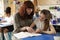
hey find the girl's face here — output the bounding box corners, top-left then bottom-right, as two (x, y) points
(5, 13), (10, 17)
(26, 8), (33, 15)
(39, 13), (46, 21)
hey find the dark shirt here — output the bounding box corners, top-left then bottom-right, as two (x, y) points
(14, 13), (33, 33)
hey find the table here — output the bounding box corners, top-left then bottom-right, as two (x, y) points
(53, 23), (60, 32)
(0, 22), (13, 40)
(53, 23), (60, 26)
(22, 34), (54, 40)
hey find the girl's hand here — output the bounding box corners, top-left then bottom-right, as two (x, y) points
(35, 29), (43, 33)
(26, 27), (35, 33)
(21, 27), (26, 31)
(21, 26), (29, 30)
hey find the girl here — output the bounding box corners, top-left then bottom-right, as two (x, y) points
(26, 9), (56, 34)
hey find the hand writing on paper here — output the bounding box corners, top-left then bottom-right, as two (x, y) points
(21, 26), (29, 30)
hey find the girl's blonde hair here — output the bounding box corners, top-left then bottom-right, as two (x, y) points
(41, 9), (52, 31)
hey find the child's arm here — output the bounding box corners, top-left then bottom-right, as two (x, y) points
(42, 25), (56, 34)
(30, 22), (42, 33)
(35, 29), (41, 33)
(23, 22), (36, 33)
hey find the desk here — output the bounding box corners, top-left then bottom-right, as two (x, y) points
(22, 34), (54, 40)
(53, 23), (60, 32)
(0, 22), (13, 40)
(53, 23), (60, 26)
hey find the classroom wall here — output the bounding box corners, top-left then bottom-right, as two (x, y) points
(38, 0), (60, 5)
(4, 0), (15, 15)
(1, 0), (60, 17)
(36, 0), (60, 18)
(0, 0), (4, 17)
(38, 5), (60, 18)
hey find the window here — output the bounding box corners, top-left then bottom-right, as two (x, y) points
(0, 0), (4, 17)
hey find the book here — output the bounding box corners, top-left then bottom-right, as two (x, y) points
(13, 32), (42, 39)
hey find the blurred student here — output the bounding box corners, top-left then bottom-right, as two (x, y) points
(26, 9), (56, 34)
(0, 7), (13, 40)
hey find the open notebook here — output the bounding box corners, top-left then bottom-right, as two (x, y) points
(14, 32), (42, 39)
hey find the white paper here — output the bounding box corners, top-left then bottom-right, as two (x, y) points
(14, 32), (41, 39)
(0, 22), (12, 27)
